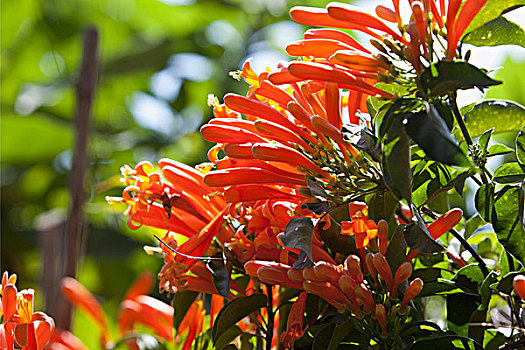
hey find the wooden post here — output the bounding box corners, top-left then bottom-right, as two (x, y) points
(55, 27), (99, 330)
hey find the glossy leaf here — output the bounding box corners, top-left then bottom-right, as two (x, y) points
(214, 326), (242, 350)
(493, 162), (525, 183)
(463, 16), (525, 48)
(367, 189), (398, 223)
(460, 100), (525, 140)
(478, 129), (494, 152)
(420, 61), (501, 97)
(386, 224), (408, 272)
(491, 185), (525, 265)
(517, 126), (525, 164)
(475, 184), (495, 222)
(468, 272), (498, 345)
(466, 0), (525, 33)
(212, 294), (268, 344)
(404, 105), (469, 167)
(487, 144), (514, 156)
(281, 217), (317, 268)
(172, 291), (199, 334)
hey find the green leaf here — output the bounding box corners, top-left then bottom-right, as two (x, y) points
(487, 144), (514, 156)
(381, 110), (412, 202)
(516, 126), (525, 164)
(214, 326), (242, 350)
(404, 105), (470, 167)
(478, 129), (494, 153)
(466, 0), (525, 33)
(475, 183), (495, 222)
(460, 100), (525, 140)
(207, 253), (230, 298)
(172, 291), (199, 334)
(465, 214), (486, 239)
(468, 272), (498, 345)
(212, 294), (268, 344)
(386, 224), (408, 273)
(491, 185), (525, 265)
(404, 211), (444, 254)
(493, 162), (525, 183)
(367, 189), (398, 223)
(463, 16), (525, 48)
(281, 218), (317, 268)
(420, 61), (501, 97)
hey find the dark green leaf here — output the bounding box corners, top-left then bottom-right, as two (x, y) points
(495, 271), (524, 294)
(378, 98), (418, 141)
(172, 291), (199, 334)
(419, 279), (459, 297)
(410, 334), (481, 350)
(453, 264), (485, 294)
(212, 294), (268, 344)
(404, 105), (469, 167)
(484, 330), (510, 350)
(367, 189), (398, 223)
(491, 185), (525, 265)
(281, 217), (317, 268)
(447, 293), (480, 325)
(207, 253), (230, 298)
(307, 179), (330, 199)
(463, 16), (525, 48)
(460, 100), (525, 140)
(478, 128), (494, 152)
(318, 216), (360, 257)
(454, 171), (470, 197)
(493, 162), (525, 183)
(215, 326), (242, 350)
(487, 144), (514, 156)
(326, 321), (357, 350)
(420, 61), (501, 97)
(475, 183), (495, 222)
(382, 118), (412, 202)
(468, 272), (498, 345)
(433, 100), (455, 131)
(312, 324), (336, 350)
(386, 224), (408, 274)
(404, 211), (443, 254)
(466, 0), (525, 33)
(516, 126), (525, 164)
(302, 202), (329, 215)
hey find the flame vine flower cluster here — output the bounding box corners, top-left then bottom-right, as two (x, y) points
(10, 0), (516, 349)
(103, 0), (525, 349)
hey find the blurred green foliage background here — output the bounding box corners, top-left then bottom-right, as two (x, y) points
(1, 0), (524, 347)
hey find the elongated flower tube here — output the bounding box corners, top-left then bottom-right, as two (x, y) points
(375, 304), (388, 337)
(400, 278), (424, 313)
(303, 281), (352, 311)
(280, 292), (308, 349)
(391, 262), (412, 298)
(373, 253), (394, 290)
(406, 208), (463, 261)
(61, 277), (112, 346)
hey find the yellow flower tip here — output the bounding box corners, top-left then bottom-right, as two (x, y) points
(207, 94), (220, 107)
(144, 245), (163, 255)
(120, 164), (136, 177)
(229, 70), (242, 81)
(195, 162), (215, 175)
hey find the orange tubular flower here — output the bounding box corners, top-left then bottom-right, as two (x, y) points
(447, 0), (489, 60)
(43, 329), (88, 350)
(341, 202), (379, 249)
(280, 292), (308, 349)
(513, 275), (525, 301)
(61, 278), (112, 346)
(406, 208), (463, 261)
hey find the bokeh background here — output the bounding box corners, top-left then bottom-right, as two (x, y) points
(1, 0), (524, 347)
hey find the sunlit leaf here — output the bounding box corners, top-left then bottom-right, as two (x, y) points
(475, 183), (495, 222)
(463, 16), (525, 48)
(460, 100), (525, 140)
(491, 185), (525, 265)
(466, 0), (525, 33)
(420, 61), (501, 97)
(493, 162), (525, 183)
(487, 144), (513, 156)
(516, 126), (525, 164)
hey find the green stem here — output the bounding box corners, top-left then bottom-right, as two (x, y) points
(265, 284), (274, 350)
(449, 92), (473, 146)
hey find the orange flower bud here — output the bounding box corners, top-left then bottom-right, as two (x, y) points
(304, 28), (371, 54)
(375, 304), (387, 337)
(203, 167), (306, 188)
(303, 281), (351, 312)
(391, 262), (412, 298)
(373, 253), (393, 289)
(375, 5), (396, 22)
(302, 267), (320, 282)
(400, 278), (423, 313)
(201, 124), (266, 144)
(344, 255), (363, 283)
(513, 275), (525, 300)
(287, 268), (305, 283)
(254, 119), (314, 152)
(313, 261), (342, 284)
(338, 275), (357, 301)
(286, 39), (356, 59)
(377, 220), (388, 256)
(366, 253), (378, 283)
(355, 283), (375, 313)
